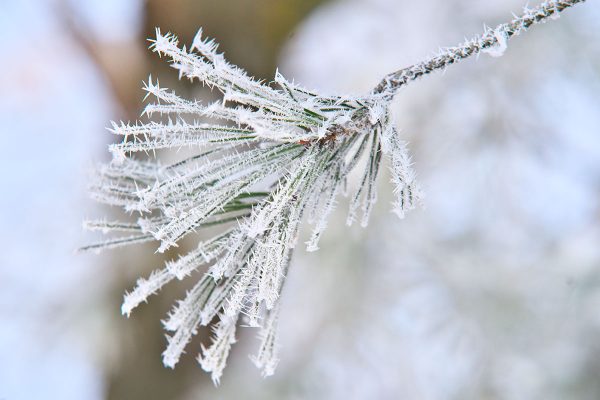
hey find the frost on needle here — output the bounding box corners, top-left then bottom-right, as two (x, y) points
(82, 28), (420, 383)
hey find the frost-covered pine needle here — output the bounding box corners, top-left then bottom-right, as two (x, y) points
(82, 0), (584, 384)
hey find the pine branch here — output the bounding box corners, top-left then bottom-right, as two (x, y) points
(82, 0), (586, 384)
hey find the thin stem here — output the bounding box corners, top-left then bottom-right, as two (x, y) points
(373, 0), (586, 97)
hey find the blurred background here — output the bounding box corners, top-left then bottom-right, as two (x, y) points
(1, 0), (600, 399)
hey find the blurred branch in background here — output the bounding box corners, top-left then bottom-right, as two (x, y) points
(57, 0), (146, 119)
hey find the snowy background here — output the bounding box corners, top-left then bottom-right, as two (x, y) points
(1, 0), (600, 399)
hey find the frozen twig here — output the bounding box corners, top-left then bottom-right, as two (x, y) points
(373, 0), (586, 97)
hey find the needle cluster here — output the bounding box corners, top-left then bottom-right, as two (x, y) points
(83, 28), (420, 383)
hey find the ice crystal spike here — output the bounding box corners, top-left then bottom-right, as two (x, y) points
(83, 0), (584, 384)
